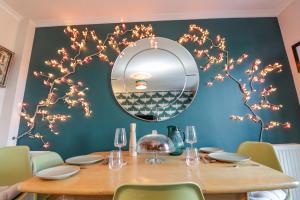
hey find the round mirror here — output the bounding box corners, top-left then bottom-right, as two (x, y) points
(111, 37), (199, 121)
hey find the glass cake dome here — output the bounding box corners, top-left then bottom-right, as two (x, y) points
(137, 130), (175, 164)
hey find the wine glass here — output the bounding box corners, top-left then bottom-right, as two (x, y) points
(114, 128), (127, 152)
(185, 126), (197, 148)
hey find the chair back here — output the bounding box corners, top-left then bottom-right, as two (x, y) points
(0, 146), (32, 186)
(113, 183), (205, 200)
(237, 141), (282, 172)
(30, 151), (64, 175)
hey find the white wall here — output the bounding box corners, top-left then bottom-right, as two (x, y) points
(0, 2), (20, 146)
(0, 2), (19, 120)
(278, 0), (300, 104)
(0, 1), (35, 146)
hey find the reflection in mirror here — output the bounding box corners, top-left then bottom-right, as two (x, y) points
(111, 37), (199, 121)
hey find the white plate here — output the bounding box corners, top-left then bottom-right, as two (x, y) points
(208, 152), (250, 163)
(36, 165), (80, 180)
(199, 147), (224, 154)
(66, 155), (103, 165)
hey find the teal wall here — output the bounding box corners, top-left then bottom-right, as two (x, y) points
(18, 18), (300, 159)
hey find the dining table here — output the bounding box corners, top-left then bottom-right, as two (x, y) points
(19, 151), (299, 200)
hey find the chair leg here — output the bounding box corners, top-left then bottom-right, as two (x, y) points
(14, 192), (37, 200)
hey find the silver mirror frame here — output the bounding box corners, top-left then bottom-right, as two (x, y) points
(111, 37), (199, 121)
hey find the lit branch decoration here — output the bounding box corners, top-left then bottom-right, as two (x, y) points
(15, 23), (154, 148)
(179, 24), (291, 142)
(16, 22), (290, 147)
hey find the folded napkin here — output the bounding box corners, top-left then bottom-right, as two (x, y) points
(249, 190), (287, 200)
(0, 184), (20, 200)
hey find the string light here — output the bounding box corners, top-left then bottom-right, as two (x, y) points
(179, 24), (291, 142)
(16, 22), (290, 146)
(16, 23), (154, 148)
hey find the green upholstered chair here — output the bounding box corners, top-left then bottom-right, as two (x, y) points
(0, 146), (33, 200)
(0, 146), (64, 200)
(29, 151), (64, 200)
(0, 146), (32, 186)
(30, 151), (64, 175)
(113, 183), (205, 200)
(237, 141), (282, 172)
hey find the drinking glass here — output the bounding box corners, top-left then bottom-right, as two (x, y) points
(185, 147), (200, 166)
(185, 126), (197, 148)
(109, 150), (123, 169)
(114, 128), (127, 151)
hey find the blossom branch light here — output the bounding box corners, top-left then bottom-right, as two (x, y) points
(16, 23), (154, 148)
(179, 24), (291, 142)
(17, 22), (290, 147)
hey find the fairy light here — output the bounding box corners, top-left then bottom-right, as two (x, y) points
(179, 24), (291, 142)
(16, 22), (289, 146)
(206, 81), (214, 87)
(214, 74), (225, 82)
(16, 23), (154, 148)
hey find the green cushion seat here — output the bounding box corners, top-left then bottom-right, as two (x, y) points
(113, 183), (205, 200)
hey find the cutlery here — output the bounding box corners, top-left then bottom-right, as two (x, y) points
(200, 155), (209, 164)
(78, 157), (109, 168)
(101, 157), (109, 165)
(230, 163), (260, 168)
(200, 155), (216, 163)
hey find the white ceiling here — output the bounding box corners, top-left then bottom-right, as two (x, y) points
(1, 0), (294, 27)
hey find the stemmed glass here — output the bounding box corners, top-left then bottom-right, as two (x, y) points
(114, 128), (127, 152)
(185, 126), (197, 148)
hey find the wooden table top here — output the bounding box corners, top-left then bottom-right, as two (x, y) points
(19, 152), (299, 196)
